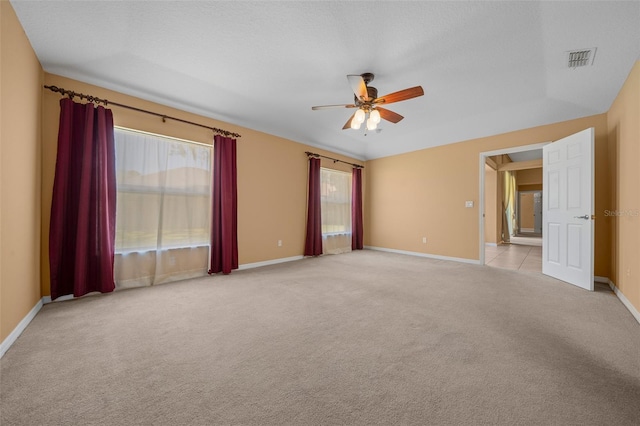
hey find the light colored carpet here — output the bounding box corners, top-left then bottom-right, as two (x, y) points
(2, 250), (639, 425)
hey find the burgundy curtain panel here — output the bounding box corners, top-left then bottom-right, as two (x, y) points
(304, 157), (323, 256)
(352, 167), (364, 250)
(209, 135), (238, 275)
(49, 98), (117, 300)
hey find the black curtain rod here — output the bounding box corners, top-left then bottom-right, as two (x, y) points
(44, 85), (241, 138)
(305, 151), (364, 169)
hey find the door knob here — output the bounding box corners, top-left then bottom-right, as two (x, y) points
(574, 215), (589, 220)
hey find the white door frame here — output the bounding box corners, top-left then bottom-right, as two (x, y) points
(478, 142), (549, 265)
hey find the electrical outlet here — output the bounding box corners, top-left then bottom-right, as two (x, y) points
(422, 237), (427, 244)
(277, 240), (282, 247)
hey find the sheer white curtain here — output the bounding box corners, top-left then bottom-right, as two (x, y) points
(502, 170), (517, 242)
(321, 168), (352, 254)
(113, 128), (212, 288)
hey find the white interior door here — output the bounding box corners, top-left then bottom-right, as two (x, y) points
(542, 128), (594, 291)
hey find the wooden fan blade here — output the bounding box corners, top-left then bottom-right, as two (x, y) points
(342, 112), (356, 130)
(347, 75), (368, 101)
(376, 107), (404, 123)
(312, 104), (357, 110)
(374, 86), (424, 105)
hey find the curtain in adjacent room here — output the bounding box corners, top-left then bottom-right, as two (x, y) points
(321, 168), (352, 255)
(502, 170), (517, 242)
(49, 98), (116, 300)
(304, 157), (323, 256)
(351, 167), (364, 250)
(209, 135), (238, 274)
(113, 128), (212, 288)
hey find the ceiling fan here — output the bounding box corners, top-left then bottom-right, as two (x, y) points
(311, 73), (424, 131)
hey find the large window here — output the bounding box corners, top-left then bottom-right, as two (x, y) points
(321, 168), (352, 253)
(113, 128), (212, 287)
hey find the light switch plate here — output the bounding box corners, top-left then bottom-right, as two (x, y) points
(465, 200), (474, 208)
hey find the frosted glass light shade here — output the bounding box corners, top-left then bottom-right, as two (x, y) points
(351, 120), (361, 130)
(370, 109), (381, 124)
(366, 118), (377, 130)
(354, 109), (366, 123)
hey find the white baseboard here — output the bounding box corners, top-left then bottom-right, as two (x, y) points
(365, 246), (481, 265)
(0, 298), (43, 358)
(485, 242), (498, 247)
(596, 276), (640, 324)
(238, 255), (304, 271)
(42, 294), (75, 304)
(520, 228), (534, 233)
(600, 278), (640, 325)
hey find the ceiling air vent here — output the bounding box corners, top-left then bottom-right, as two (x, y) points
(566, 48), (596, 68)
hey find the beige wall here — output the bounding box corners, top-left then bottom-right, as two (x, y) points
(0, 1), (43, 342)
(41, 74), (363, 297)
(519, 184), (542, 192)
(365, 114), (611, 276)
(607, 60), (640, 313)
(516, 168), (542, 186)
(519, 193), (535, 230)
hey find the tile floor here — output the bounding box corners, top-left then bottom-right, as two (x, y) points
(485, 243), (542, 272)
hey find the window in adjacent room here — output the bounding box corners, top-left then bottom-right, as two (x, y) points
(113, 127), (212, 287)
(320, 167), (352, 254)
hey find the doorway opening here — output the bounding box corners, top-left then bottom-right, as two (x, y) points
(517, 190), (542, 234)
(480, 129), (595, 290)
(479, 143), (548, 272)
(516, 190), (542, 240)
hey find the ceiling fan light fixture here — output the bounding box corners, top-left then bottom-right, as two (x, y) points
(311, 73), (423, 131)
(370, 109), (381, 124)
(366, 117), (377, 131)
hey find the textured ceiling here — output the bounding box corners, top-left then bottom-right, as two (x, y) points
(11, 1), (640, 160)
